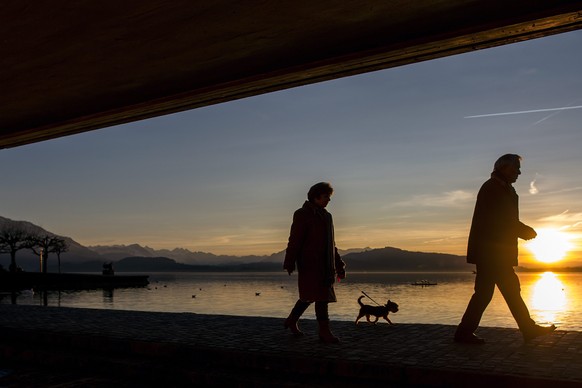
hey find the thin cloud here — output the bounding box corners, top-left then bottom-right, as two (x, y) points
(529, 212), (582, 245)
(544, 186), (582, 195)
(538, 211), (582, 231)
(533, 110), (563, 125)
(465, 105), (582, 119)
(392, 190), (474, 208)
(529, 174), (541, 195)
(533, 99), (582, 125)
(529, 180), (539, 195)
(422, 235), (465, 245)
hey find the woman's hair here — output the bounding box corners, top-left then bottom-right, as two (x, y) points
(494, 154), (521, 171)
(307, 182), (334, 202)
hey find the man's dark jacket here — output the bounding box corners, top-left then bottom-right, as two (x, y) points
(467, 172), (532, 267)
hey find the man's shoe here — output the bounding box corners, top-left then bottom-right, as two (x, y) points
(454, 333), (485, 344)
(523, 324), (556, 342)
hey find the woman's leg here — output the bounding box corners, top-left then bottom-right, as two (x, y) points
(285, 299), (311, 335)
(314, 301), (329, 321)
(315, 301), (339, 343)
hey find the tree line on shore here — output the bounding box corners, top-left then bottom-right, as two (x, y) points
(0, 220), (68, 273)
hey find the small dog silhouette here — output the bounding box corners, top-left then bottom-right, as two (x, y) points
(355, 295), (399, 325)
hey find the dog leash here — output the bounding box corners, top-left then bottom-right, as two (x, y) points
(360, 290), (381, 306)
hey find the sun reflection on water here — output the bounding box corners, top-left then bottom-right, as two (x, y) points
(530, 272), (567, 325)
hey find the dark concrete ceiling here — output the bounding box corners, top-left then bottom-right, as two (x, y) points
(2, 1), (582, 149)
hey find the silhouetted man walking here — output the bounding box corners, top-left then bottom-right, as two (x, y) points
(455, 154), (556, 344)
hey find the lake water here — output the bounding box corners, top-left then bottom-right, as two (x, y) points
(2, 271), (582, 331)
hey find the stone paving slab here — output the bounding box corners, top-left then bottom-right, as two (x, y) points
(0, 304), (580, 387)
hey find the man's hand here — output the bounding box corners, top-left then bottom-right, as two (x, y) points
(523, 226), (537, 240)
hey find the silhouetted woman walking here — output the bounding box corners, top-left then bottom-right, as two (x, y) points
(283, 182), (346, 343)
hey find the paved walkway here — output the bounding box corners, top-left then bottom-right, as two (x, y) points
(0, 304), (581, 387)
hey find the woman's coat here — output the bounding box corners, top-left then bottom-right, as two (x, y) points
(284, 201), (346, 302)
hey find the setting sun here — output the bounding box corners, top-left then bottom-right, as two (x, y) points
(526, 228), (573, 264)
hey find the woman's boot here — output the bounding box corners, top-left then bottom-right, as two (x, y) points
(284, 300), (310, 336)
(318, 319), (340, 343)
(284, 314), (303, 336)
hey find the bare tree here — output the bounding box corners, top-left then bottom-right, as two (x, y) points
(0, 221), (36, 272)
(52, 238), (69, 274)
(30, 235), (65, 273)
(0, 241), (7, 270)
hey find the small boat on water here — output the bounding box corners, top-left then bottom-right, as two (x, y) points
(0, 271), (149, 291)
(411, 280), (437, 286)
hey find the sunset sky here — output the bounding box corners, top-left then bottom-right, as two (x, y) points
(1, 30), (582, 266)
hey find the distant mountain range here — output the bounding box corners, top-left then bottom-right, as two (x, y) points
(0, 215), (469, 272)
(86, 244), (369, 266)
(88, 243), (286, 265)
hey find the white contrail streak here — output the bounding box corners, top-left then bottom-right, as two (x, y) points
(465, 105), (582, 119)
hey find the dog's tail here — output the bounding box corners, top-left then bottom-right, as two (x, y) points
(357, 295), (365, 306)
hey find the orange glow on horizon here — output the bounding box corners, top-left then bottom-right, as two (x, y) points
(525, 228), (574, 264)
